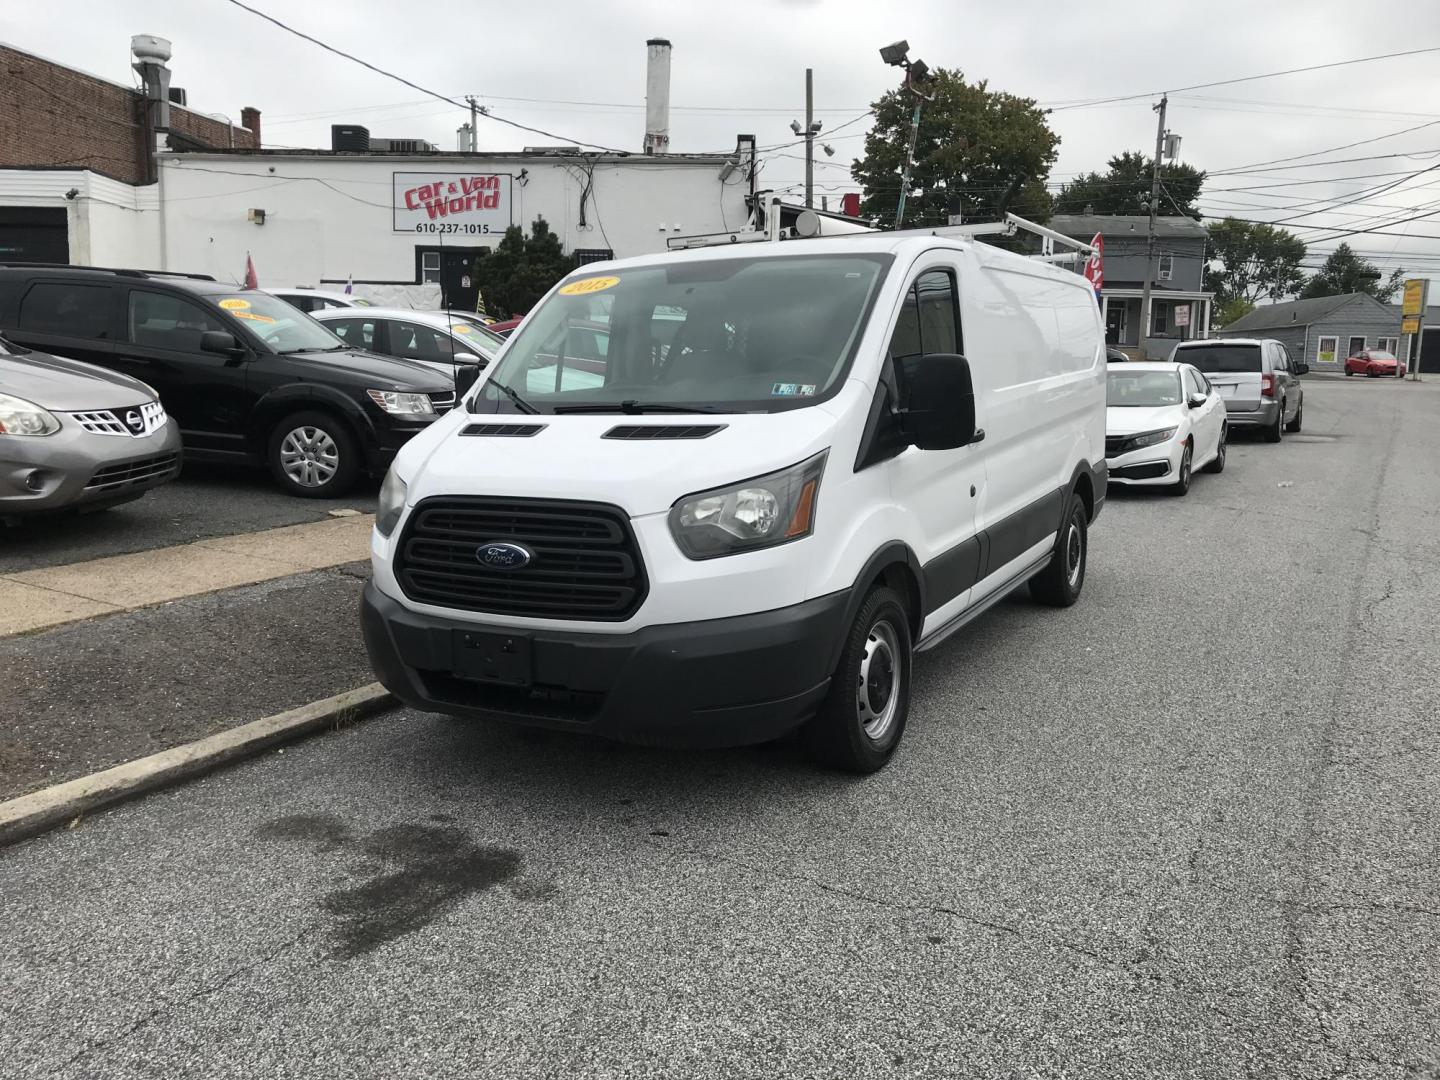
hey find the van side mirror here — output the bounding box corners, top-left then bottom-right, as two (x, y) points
(895, 352), (978, 451)
(1188, 393), (1207, 409)
(200, 330), (244, 358)
(1295, 362), (1309, 375)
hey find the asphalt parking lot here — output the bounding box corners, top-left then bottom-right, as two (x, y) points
(0, 463), (379, 574)
(2, 376), (1437, 1079)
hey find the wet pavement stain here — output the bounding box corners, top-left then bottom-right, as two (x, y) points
(254, 814), (523, 959)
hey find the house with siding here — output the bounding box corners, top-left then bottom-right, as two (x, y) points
(1048, 214), (1214, 359)
(1216, 293), (1401, 372)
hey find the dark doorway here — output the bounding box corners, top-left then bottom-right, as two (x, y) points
(1105, 300), (1127, 345)
(415, 245), (490, 314)
(0, 207), (69, 263)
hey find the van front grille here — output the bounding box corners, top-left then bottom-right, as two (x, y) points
(394, 497), (647, 621)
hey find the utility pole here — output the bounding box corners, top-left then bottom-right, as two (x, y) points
(895, 96), (923, 229)
(1139, 94), (1168, 359)
(805, 68), (814, 208)
(465, 95), (479, 151)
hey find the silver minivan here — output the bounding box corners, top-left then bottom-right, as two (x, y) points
(1169, 337), (1306, 443)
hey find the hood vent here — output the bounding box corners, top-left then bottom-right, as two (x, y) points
(602, 424), (727, 440)
(460, 423), (546, 437)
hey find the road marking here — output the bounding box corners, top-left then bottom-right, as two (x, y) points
(0, 515), (375, 638)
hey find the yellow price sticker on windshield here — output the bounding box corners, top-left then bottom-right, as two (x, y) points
(233, 311), (276, 324)
(455, 324), (474, 333)
(559, 275), (620, 296)
(219, 298), (251, 311)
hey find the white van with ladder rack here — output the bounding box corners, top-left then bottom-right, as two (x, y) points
(362, 213), (1107, 771)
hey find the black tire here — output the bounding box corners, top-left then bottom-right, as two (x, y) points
(1029, 494), (1088, 607)
(1264, 402), (1284, 443)
(803, 586), (912, 774)
(1344, 368), (1354, 377)
(267, 410), (360, 498)
(1168, 441), (1194, 496)
(1205, 426), (1227, 473)
(1366, 369), (1378, 378)
(1285, 402), (1303, 433)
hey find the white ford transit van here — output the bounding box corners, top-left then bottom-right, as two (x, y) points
(362, 233), (1106, 771)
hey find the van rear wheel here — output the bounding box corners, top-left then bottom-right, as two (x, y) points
(1029, 494), (1088, 607)
(803, 585), (911, 774)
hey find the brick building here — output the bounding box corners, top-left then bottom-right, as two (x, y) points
(0, 40), (258, 264)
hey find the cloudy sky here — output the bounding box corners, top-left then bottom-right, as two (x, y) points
(12, 0), (1440, 284)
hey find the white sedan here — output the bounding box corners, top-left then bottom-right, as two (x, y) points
(312, 308), (496, 392)
(1105, 361), (1227, 496)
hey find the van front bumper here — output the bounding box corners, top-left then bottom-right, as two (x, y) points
(361, 581), (847, 748)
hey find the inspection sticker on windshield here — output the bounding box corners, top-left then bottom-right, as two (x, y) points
(772, 383), (817, 397)
(218, 298), (251, 311)
(559, 275), (620, 296)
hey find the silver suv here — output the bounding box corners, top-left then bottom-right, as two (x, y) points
(1169, 338), (1306, 443)
(0, 336), (180, 523)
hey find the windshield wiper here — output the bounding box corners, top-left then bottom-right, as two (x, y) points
(479, 380), (538, 415)
(551, 400), (724, 415)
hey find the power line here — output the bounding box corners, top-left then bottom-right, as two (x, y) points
(1047, 46), (1440, 112)
(218, 0), (632, 154)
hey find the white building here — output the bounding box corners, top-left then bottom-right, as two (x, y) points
(155, 143), (755, 309)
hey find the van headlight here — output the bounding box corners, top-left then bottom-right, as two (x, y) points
(0, 393), (60, 436)
(669, 451), (826, 560)
(376, 469), (408, 537)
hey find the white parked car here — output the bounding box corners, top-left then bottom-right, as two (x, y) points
(265, 288), (374, 313)
(312, 308), (495, 392)
(360, 232), (1109, 772)
(1105, 361), (1226, 495)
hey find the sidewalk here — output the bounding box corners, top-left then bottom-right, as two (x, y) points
(0, 513), (375, 637)
(0, 517), (382, 800)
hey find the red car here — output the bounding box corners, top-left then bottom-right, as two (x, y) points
(487, 317), (523, 338)
(1345, 348), (1406, 377)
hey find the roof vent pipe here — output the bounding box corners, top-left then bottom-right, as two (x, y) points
(643, 38), (672, 155)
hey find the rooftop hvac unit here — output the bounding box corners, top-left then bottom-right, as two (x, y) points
(331, 124), (370, 152)
(167, 87), (188, 106)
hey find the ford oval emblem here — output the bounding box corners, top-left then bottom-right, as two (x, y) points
(477, 542), (532, 570)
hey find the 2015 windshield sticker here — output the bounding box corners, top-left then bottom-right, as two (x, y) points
(558, 275), (620, 296)
(231, 311), (276, 324)
(454, 324), (475, 333)
(772, 383), (817, 397)
(218, 298), (251, 311)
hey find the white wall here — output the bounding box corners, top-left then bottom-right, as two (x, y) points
(157, 152), (751, 291)
(0, 169), (158, 266)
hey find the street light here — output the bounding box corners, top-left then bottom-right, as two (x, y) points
(879, 40), (910, 67)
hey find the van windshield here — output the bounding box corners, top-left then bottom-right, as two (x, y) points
(475, 253), (892, 414)
(1177, 344), (1262, 373)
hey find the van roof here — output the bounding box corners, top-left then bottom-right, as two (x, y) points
(1175, 338), (1271, 348)
(585, 234), (1083, 281)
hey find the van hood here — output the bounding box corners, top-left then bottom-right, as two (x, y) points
(405, 406), (840, 518)
(1106, 404), (1184, 436)
(0, 349), (155, 410)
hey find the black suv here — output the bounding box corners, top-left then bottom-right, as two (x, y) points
(0, 265), (458, 497)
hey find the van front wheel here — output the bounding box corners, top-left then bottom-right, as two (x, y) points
(804, 586), (912, 774)
(1029, 494), (1088, 607)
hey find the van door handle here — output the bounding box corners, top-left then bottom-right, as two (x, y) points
(972, 428), (986, 443)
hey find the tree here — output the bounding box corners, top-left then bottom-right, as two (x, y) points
(1299, 242), (1405, 302)
(473, 217), (577, 317)
(851, 69), (1059, 228)
(1203, 217), (1307, 307)
(1214, 296), (1256, 329)
(1054, 151), (1206, 217)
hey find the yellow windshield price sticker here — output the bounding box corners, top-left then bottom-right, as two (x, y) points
(233, 311), (276, 324)
(455, 324), (474, 333)
(219, 298), (251, 311)
(559, 275), (620, 296)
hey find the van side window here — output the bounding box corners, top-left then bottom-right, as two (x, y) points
(128, 290), (226, 353)
(886, 269), (961, 363)
(18, 283), (112, 339)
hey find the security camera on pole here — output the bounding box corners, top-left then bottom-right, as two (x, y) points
(790, 71), (824, 209)
(880, 41), (936, 229)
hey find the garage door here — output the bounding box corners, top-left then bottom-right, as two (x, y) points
(0, 207), (69, 264)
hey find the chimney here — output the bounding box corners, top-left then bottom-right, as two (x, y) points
(643, 38), (672, 155)
(241, 106), (262, 148)
(131, 34), (173, 171)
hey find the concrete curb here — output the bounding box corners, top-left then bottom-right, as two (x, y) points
(0, 683), (394, 848)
